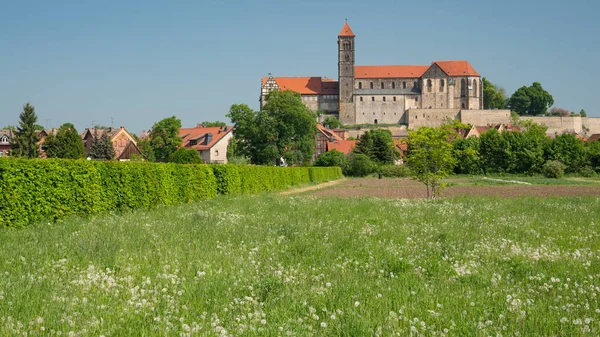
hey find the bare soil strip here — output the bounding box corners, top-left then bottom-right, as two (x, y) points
(280, 178), (346, 195)
(306, 178), (600, 199)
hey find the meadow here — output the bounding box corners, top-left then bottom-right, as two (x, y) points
(1, 185), (599, 336)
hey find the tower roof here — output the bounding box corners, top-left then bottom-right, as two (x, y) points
(338, 21), (355, 37)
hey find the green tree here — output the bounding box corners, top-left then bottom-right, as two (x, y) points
(314, 149), (348, 169)
(168, 147), (203, 164)
(322, 116), (342, 129)
(226, 91), (317, 165)
(507, 86), (531, 115)
(345, 153), (377, 177)
(544, 133), (587, 173)
(11, 103), (41, 158)
(482, 78), (507, 109)
(406, 126), (457, 199)
(354, 129), (399, 164)
(149, 116), (182, 162)
(479, 128), (510, 173)
(580, 109), (587, 117)
(43, 123), (86, 159)
(452, 136), (481, 174)
(89, 129), (116, 160)
(585, 140), (600, 172)
(201, 121), (227, 127)
(509, 82), (554, 115)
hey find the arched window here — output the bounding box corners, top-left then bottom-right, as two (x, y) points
(370, 82), (374, 89)
(371, 97), (375, 101)
(427, 79), (432, 93)
(393, 96), (396, 102)
(343, 41), (351, 50)
(383, 96), (386, 102)
(360, 97), (363, 102)
(392, 82), (395, 89)
(403, 82), (407, 89)
(473, 79), (478, 97)
(462, 103), (466, 109)
(358, 82), (362, 89)
(374, 119), (378, 125)
(440, 79), (445, 93)
(345, 55), (350, 61)
(461, 79), (467, 97)
(381, 82), (384, 89)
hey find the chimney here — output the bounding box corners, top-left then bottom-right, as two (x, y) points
(197, 123), (203, 128)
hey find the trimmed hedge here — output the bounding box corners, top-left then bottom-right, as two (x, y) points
(0, 159), (342, 228)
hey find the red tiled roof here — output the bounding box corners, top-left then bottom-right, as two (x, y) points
(338, 22), (355, 37)
(180, 125), (233, 151)
(433, 61), (480, 77)
(317, 124), (343, 141)
(328, 140), (357, 154)
(355, 65), (429, 79)
(261, 77), (339, 95)
(587, 134), (600, 142)
(475, 126), (490, 134)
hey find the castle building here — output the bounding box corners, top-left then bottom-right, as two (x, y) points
(260, 21), (484, 126)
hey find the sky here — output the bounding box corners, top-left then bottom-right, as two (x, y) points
(1, 0), (599, 134)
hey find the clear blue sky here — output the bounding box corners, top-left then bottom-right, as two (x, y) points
(1, 0), (599, 134)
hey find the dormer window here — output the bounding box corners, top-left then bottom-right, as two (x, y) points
(0, 135), (8, 143)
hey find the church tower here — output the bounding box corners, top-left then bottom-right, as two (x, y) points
(338, 21), (355, 104)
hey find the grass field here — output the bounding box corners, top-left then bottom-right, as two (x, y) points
(1, 184), (600, 336)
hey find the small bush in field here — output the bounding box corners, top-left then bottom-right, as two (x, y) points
(579, 165), (596, 177)
(345, 153), (377, 177)
(543, 160), (566, 178)
(380, 164), (410, 177)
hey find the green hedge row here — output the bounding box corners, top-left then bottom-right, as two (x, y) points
(0, 159), (342, 228)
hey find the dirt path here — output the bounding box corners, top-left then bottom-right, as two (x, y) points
(280, 178), (346, 195)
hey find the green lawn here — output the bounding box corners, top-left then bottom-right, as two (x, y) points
(1, 195), (599, 336)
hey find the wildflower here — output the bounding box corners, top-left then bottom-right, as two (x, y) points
(320, 322), (327, 328)
(260, 319), (266, 325)
(354, 301), (360, 307)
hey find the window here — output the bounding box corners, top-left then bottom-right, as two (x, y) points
(381, 82), (384, 89)
(462, 103), (466, 109)
(403, 81), (407, 89)
(0, 135), (7, 143)
(360, 97), (363, 102)
(392, 82), (395, 89)
(416, 97), (419, 102)
(371, 97), (375, 101)
(414, 81), (418, 88)
(370, 82), (374, 89)
(393, 96), (396, 102)
(215, 150), (219, 156)
(427, 79), (432, 93)
(345, 55), (350, 61)
(461, 79), (467, 97)
(358, 82), (362, 89)
(374, 119), (378, 125)
(473, 79), (478, 97)
(440, 79), (445, 92)
(383, 96), (386, 102)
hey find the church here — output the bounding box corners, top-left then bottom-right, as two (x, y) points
(260, 21), (486, 126)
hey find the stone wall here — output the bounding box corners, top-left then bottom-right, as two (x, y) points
(339, 102), (356, 125)
(461, 110), (511, 126)
(520, 116), (583, 134)
(582, 117), (600, 135)
(407, 109), (460, 129)
(354, 95), (408, 124)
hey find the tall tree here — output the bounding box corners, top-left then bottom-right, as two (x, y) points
(43, 123), (86, 159)
(200, 121), (227, 127)
(507, 86), (531, 115)
(354, 129), (399, 164)
(406, 126), (457, 199)
(11, 103), (41, 158)
(580, 109), (587, 117)
(508, 82), (554, 115)
(148, 116), (182, 162)
(482, 78), (507, 109)
(89, 129), (116, 160)
(227, 91), (317, 165)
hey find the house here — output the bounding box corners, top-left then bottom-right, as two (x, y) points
(80, 126), (143, 160)
(0, 129), (13, 158)
(180, 124), (234, 164)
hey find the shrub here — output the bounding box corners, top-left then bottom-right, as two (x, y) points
(345, 153), (377, 177)
(579, 166), (596, 177)
(168, 148), (203, 164)
(314, 150), (347, 169)
(543, 160), (566, 179)
(380, 165), (410, 177)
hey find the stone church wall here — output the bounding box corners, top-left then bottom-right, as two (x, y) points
(520, 116), (583, 134)
(407, 109), (460, 129)
(461, 110), (510, 126)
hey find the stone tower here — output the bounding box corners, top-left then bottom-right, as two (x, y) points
(338, 21), (356, 124)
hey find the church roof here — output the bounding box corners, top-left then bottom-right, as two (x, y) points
(261, 77), (339, 95)
(355, 65), (429, 79)
(338, 22), (355, 37)
(433, 61), (480, 77)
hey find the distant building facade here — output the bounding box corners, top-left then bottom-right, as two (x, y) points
(260, 21), (487, 127)
(180, 124), (233, 164)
